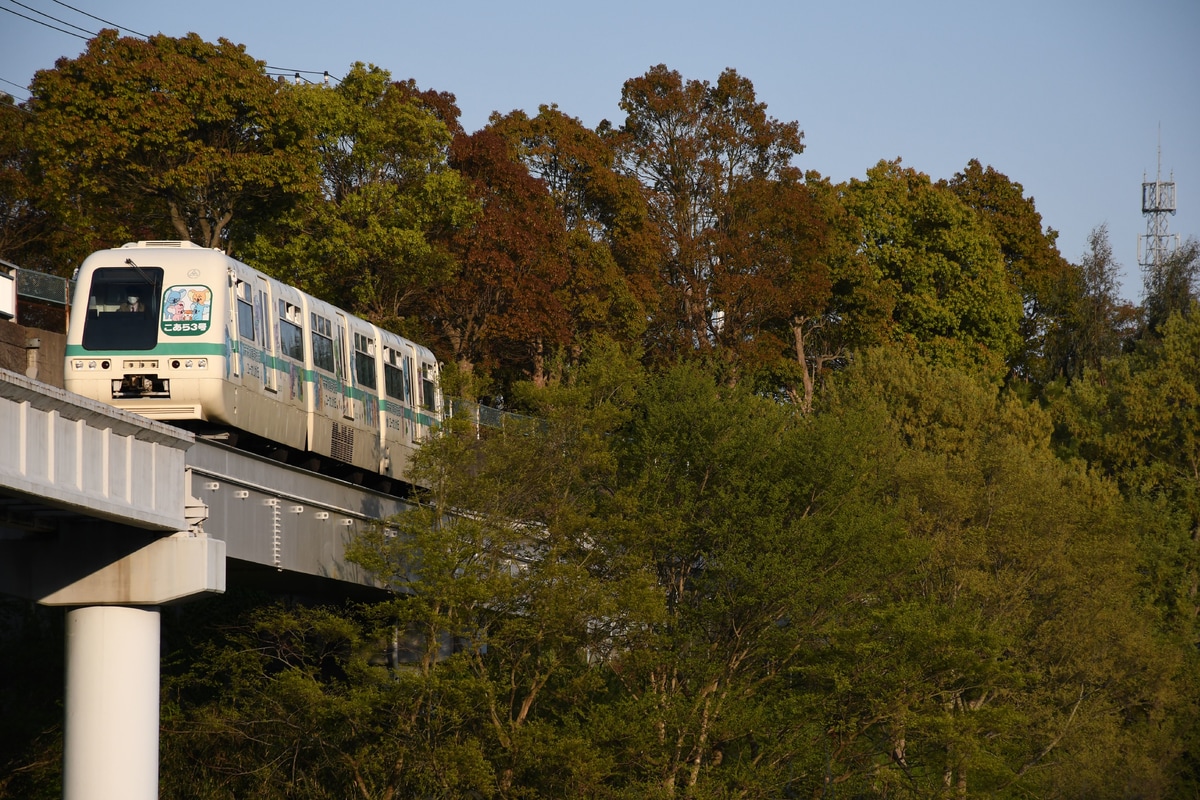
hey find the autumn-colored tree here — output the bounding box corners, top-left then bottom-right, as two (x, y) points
(0, 99), (59, 273)
(710, 171), (838, 405)
(425, 128), (571, 387)
(28, 30), (314, 253)
(613, 65), (807, 361)
(491, 106), (659, 355)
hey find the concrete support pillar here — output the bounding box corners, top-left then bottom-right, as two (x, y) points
(64, 606), (161, 800)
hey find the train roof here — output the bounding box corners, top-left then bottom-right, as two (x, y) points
(119, 240), (220, 250)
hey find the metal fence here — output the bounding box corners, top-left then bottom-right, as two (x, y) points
(0, 263), (73, 331)
(16, 267), (73, 307)
(450, 399), (547, 432)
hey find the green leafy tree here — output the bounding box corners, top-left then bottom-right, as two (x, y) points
(243, 64), (475, 334)
(1143, 237), (1200, 337)
(160, 599), (497, 800)
(841, 160), (1024, 371)
(1058, 224), (1137, 378)
(141, 345), (1196, 799)
(603, 363), (906, 797)
(29, 30), (314, 253)
(943, 160), (1080, 384)
(819, 348), (1189, 797)
(347, 343), (663, 797)
(1054, 308), (1200, 631)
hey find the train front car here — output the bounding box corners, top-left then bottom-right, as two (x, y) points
(66, 241), (235, 424)
(65, 240), (444, 491)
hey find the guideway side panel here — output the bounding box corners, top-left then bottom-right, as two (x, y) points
(0, 368), (191, 531)
(187, 439), (411, 586)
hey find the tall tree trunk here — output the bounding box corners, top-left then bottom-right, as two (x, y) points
(792, 318), (814, 414)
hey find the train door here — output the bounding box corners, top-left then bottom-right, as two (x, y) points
(405, 352), (417, 441)
(232, 276), (263, 388)
(230, 273), (250, 380)
(334, 313), (353, 420)
(255, 276), (277, 393)
(353, 329), (379, 433)
(381, 345), (404, 437)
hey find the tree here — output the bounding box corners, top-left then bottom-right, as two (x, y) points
(0, 99), (58, 273)
(424, 127), (572, 387)
(1143, 237), (1200, 337)
(818, 347), (1189, 797)
(242, 64), (475, 335)
(29, 30), (314, 252)
(841, 160), (1023, 370)
(122, 347), (1200, 799)
(602, 363), (906, 797)
(346, 344), (662, 797)
(943, 160), (1079, 384)
(491, 105), (659, 356)
(1057, 224), (1136, 378)
(1054, 308), (1200, 630)
(160, 599), (498, 800)
(711, 170), (838, 407)
(613, 65), (806, 361)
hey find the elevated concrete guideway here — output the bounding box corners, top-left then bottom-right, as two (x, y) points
(189, 439), (412, 589)
(0, 367), (414, 799)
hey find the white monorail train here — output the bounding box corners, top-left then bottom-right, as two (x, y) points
(65, 241), (442, 486)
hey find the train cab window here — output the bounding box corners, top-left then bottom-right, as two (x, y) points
(383, 347), (409, 402)
(235, 281), (255, 342)
(311, 313), (334, 372)
(354, 332), (377, 390)
(80, 266), (163, 351)
(420, 362), (437, 410)
(278, 300), (304, 360)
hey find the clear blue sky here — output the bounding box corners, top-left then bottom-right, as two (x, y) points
(1, 0), (1197, 301)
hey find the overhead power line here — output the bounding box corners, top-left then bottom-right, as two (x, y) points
(266, 67), (328, 76)
(266, 66), (340, 85)
(7, 0), (93, 35)
(0, 2), (90, 39)
(49, 0), (148, 37)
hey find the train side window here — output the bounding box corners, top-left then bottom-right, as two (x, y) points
(311, 313), (334, 372)
(279, 300), (304, 360)
(420, 362), (437, 410)
(383, 347), (405, 400)
(354, 332), (377, 389)
(236, 282), (255, 342)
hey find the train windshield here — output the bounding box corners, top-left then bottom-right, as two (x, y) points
(80, 266), (164, 351)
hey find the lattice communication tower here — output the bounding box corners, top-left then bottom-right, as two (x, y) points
(1138, 142), (1179, 284)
